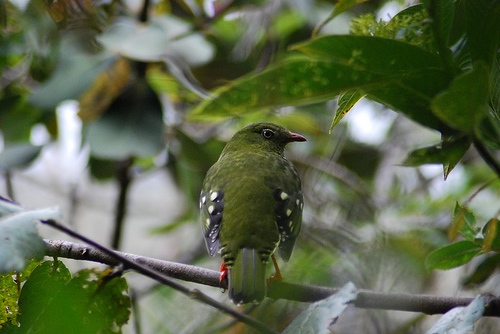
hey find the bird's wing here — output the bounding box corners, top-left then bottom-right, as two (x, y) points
(200, 189), (224, 256)
(273, 188), (303, 262)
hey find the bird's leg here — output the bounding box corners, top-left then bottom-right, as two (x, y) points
(219, 260), (228, 290)
(268, 254), (283, 284)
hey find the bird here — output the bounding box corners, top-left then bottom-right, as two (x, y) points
(200, 123), (306, 304)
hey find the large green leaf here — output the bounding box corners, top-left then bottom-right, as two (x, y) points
(425, 240), (482, 271)
(192, 36), (451, 133)
(12, 261), (131, 333)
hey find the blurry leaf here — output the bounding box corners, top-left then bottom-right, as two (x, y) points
(29, 36), (116, 110)
(482, 218), (500, 251)
(78, 57), (132, 121)
(97, 16), (214, 66)
(449, 202), (478, 242)
(422, 0), (454, 50)
(0, 205), (60, 273)
(424, 295), (484, 334)
(425, 240), (481, 271)
(475, 110), (500, 150)
(282, 282), (357, 334)
(0, 196), (23, 216)
(462, 253), (500, 286)
(15, 261), (131, 333)
(463, 0), (500, 67)
(0, 86), (42, 142)
(330, 89), (366, 132)
(431, 62), (490, 133)
(0, 143), (43, 170)
(402, 136), (471, 179)
(192, 36), (450, 133)
(85, 78), (164, 160)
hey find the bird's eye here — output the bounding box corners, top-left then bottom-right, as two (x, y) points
(262, 129), (274, 139)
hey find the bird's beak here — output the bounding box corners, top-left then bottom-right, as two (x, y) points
(288, 133), (307, 142)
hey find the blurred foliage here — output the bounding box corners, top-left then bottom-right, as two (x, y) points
(1, 0), (500, 332)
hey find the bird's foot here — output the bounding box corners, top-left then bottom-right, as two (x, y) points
(268, 254), (283, 284)
(219, 261), (228, 292)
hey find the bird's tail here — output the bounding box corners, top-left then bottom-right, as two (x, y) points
(228, 248), (266, 304)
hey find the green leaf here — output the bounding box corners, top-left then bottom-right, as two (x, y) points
(0, 205), (60, 273)
(15, 261), (131, 333)
(192, 36), (451, 133)
(0, 143), (43, 170)
(425, 240), (482, 271)
(431, 62), (490, 133)
(449, 202), (478, 242)
(330, 89), (366, 132)
(423, 0), (454, 48)
(402, 135), (471, 179)
(85, 78), (164, 160)
(463, 0), (500, 67)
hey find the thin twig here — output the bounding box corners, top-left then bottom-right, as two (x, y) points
(111, 158), (133, 250)
(42, 224), (277, 334)
(45, 239), (500, 317)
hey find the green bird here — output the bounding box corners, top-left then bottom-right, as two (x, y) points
(200, 123), (306, 304)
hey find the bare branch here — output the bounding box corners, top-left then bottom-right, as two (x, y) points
(45, 239), (500, 317)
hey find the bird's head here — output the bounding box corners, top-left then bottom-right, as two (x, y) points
(223, 123), (306, 156)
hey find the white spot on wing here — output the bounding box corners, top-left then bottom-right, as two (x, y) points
(208, 205), (215, 214)
(296, 199), (300, 205)
(286, 209), (292, 217)
(201, 196), (206, 204)
(280, 192), (289, 200)
(205, 218), (210, 226)
(210, 191), (218, 201)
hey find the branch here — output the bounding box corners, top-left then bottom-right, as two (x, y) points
(45, 239), (500, 317)
(42, 223), (277, 334)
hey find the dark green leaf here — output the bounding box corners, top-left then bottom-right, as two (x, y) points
(402, 136), (470, 179)
(193, 36), (451, 133)
(464, 0), (500, 67)
(16, 261), (131, 333)
(425, 240), (482, 271)
(0, 143), (43, 170)
(431, 62), (490, 133)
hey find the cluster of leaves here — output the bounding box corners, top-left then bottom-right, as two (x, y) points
(0, 260), (130, 333)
